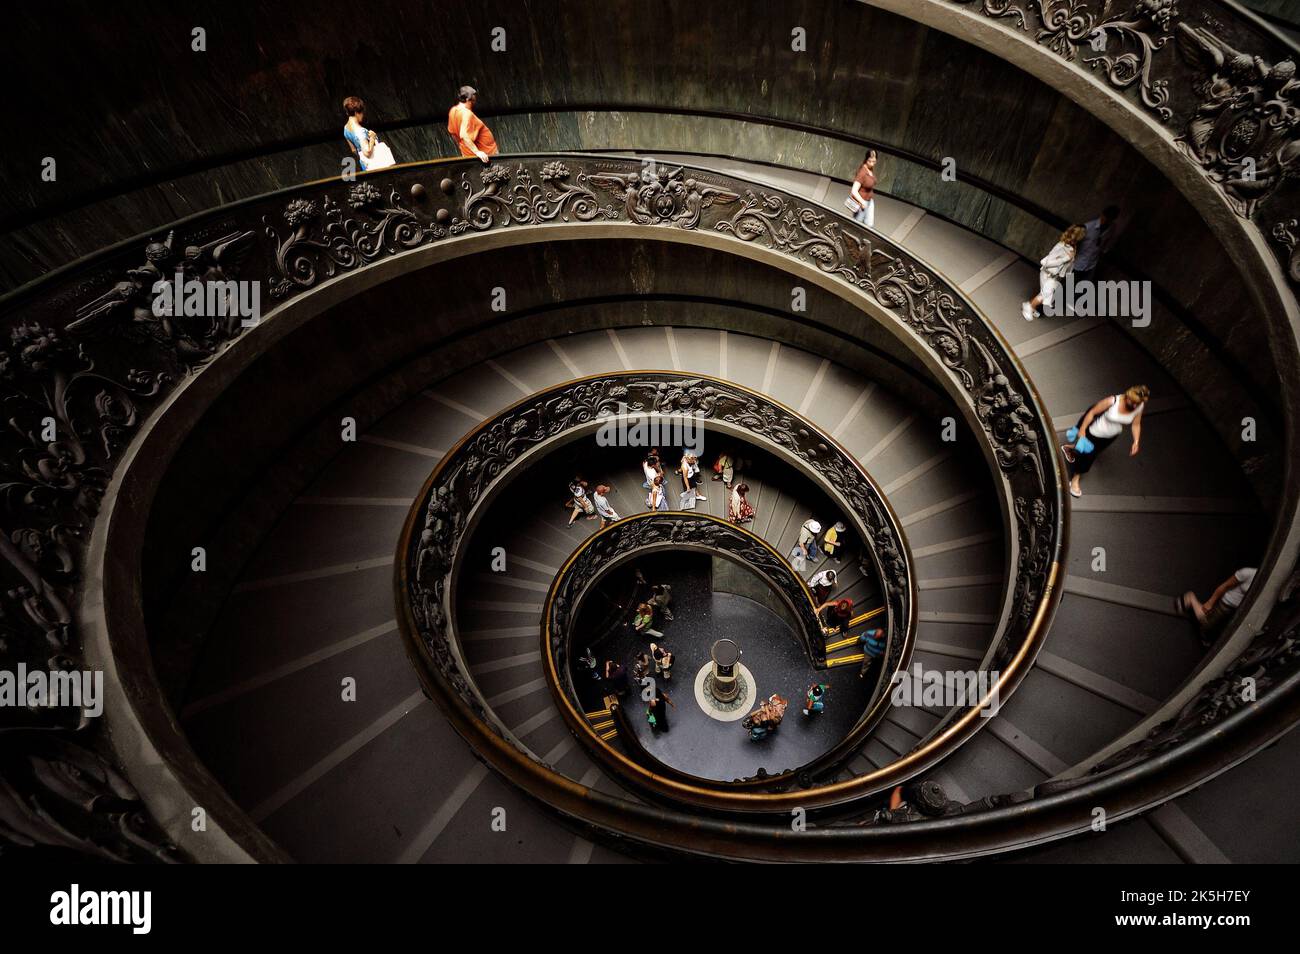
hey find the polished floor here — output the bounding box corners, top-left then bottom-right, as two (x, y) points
(573, 555), (874, 782)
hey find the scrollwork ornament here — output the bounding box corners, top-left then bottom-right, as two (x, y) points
(1272, 218), (1300, 283)
(452, 162), (620, 234)
(404, 373), (925, 760)
(265, 187), (442, 297)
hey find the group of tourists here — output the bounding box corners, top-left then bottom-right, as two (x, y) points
(585, 580), (679, 732)
(789, 519), (846, 570)
(342, 86), (498, 172)
(565, 476), (620, 527)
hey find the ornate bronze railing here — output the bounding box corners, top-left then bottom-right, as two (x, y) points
(937, 0), (1300, 291)
(0, 153), (1064, 855)
(0, 2), (1293, 860)
(546, 513), (827, 700)
(542, 511), (880, 794)
(397, 370), (922, 807)
(39, 150), (1300, 858)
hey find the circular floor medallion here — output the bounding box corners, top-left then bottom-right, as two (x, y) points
(693, 661), (756, 722)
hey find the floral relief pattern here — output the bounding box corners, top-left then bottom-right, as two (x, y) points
(949, 0), (1300, 285)
(404, 373), (929, 750)
(2, 155), (1065, 855)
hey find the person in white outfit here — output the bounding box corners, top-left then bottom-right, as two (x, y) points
(1060, 385), (1149, 497)
(592, 484), (619, 528)
(798, 519), (823, 560)
(641, 452), (661, 490)
(808, 568), (837, 603)
(647, 474), (669, 512)
(1022, 225), (1086, 321)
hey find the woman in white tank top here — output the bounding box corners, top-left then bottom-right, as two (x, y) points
(1061, 384), (1150, 497)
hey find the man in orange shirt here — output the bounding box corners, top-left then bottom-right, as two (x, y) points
(447, 86), (498, 163)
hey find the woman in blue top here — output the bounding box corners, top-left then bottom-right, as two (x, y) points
(342, 96), (395, 171)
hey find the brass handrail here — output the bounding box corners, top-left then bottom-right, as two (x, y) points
(0, 151), (1107, 857)
(396, 368), (921, 806)
(539, 510), (889, 796)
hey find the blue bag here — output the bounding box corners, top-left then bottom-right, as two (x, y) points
(1075, 435), (1095, 454)
(1065, 426), (1079, 443)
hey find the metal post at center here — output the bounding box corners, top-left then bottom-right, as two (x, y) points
(710, 638), (742, 703)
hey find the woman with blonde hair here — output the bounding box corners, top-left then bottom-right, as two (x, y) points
(678, 451), (706, 504)
(1023, 225), (1086, 321)
(1061, 385), (1150, 498)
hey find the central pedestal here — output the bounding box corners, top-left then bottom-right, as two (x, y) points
(693, 640), (755, 723)
(709, 638), (742, 702)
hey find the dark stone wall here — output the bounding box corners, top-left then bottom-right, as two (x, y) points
(712, 556), (802, 636)
(8, 0), (1280, 440)
(1238, 0), (1300, 30)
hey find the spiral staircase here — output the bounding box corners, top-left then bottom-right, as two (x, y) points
(3, 0), (1299, 865)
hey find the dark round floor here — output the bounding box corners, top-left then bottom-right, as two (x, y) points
(574, 554), (873, 782)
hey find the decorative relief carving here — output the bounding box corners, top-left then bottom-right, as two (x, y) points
(452, 161), (620, 233)
(589, 164), (740, 228)
(1272, 218), (1300, 283)
(716, 192), (1048, 492)
(1044, 0), (1176, 119)
(68, 229), (258, 364)
(546, 513), (825, 685)
(404, 373), (921, 733)
(950, 0), (1300, 283)
(952, 1), (1178, 118)
(545, 513), (846, 787)
(1009, 496), (1054, 663)
(0, 735), (179, 863)
(0, 155), (1062, 854)
(265, 186), (442, 298)
(1175, 24), (1300, 217)
(0, 322), (168, 694)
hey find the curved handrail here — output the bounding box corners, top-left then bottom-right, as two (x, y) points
(542, 511), (872, 794)
(0, 7), (1292, 864)
(397, 369), (922, 810)
(932, 0), (1300, 285)
(21, 149), (1258, 856)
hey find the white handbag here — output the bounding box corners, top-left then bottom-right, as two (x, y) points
(366, 141), (397, 171)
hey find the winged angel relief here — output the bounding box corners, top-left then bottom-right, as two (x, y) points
(588, 164), (741, 228)
(1175, 23), (1300, 217)
(67, 228), (257, 365)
